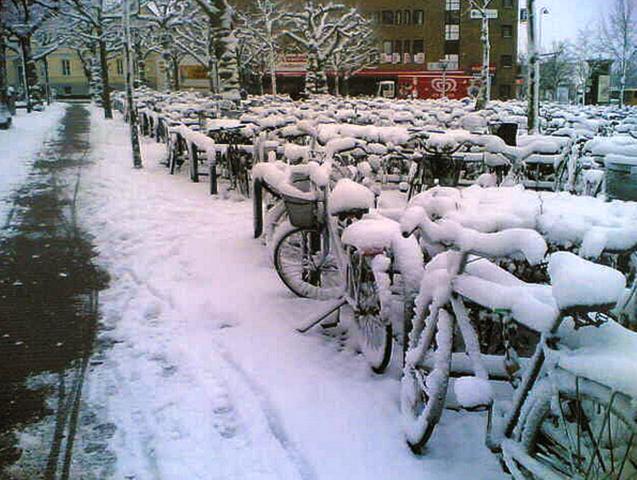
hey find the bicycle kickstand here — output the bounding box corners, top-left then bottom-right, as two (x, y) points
(296, 298), (347, 333)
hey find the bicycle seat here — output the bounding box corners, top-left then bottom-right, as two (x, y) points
(548, 252), (626, 312)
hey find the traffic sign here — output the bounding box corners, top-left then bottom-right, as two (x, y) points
(470, 9), (498, 19)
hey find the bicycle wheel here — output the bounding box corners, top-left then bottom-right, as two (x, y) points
(401, 307), (454, 454)
(503, 369), (637, 479)
(273, 223), (343, 300)
(350, 252), (393, 374)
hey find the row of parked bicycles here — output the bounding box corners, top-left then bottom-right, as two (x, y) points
(114, 88), (637, 479)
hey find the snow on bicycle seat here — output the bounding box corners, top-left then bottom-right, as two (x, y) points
(548, 252), (626, 312)
(329, 179), (375, 216)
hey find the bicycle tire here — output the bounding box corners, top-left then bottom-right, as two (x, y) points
(273, 223), (343, 300)
(401, 307), (454, 454)
(503, 369), (637, 479)
(350, 253), (393, 374)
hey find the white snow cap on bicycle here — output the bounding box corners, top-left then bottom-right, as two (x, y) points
(548, 252), (626, 311)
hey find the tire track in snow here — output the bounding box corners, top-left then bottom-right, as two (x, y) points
(213, 344), (318, 480)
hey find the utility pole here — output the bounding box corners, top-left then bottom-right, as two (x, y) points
(123, 0), (142, 168)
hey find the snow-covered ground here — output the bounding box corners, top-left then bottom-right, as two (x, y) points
(0, 104), (67, 226)
(78, 108), (506, 479)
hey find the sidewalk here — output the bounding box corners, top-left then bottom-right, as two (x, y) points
(0, 104), (110, 478)
(76, 108), (505, 480)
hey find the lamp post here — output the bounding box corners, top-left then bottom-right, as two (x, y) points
(534, 7), (549, 123)
(440, 58), (450, 99)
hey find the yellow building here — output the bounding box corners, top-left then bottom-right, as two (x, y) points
(5, 44), (165, 98)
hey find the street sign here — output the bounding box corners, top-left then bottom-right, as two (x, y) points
(470, 9), (498, 19)
(428, 61), (458, 71)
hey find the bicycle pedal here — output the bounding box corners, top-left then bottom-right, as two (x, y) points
(319, 319), (339, 329)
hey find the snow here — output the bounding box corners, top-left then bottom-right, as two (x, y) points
(79, 107), (504, 480)
(453, 377), (494, 409)
(548, 252), (626, 310)
(328, 179), (374, 215)
(558, 320), (637, 399)
(605, 153), (637, 166)
(0, 104), (67, 226)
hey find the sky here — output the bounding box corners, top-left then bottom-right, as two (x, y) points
(518, 0), (604, 52)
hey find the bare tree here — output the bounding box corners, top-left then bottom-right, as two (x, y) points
(1, 0), (58, 111)
(173, 5), (219, 92)
(236, 0), (287, 95)
(137, 0), (187, 92)
(59, 0), (122, 118)
(468, 0), (493, 110)
(1, 1), (12, 113)
(285, 1), (358, 95)
(235, 25), (268, 93)
(328, 12), (377, 96)
(539, 41), (575, 100)
(599, 0), (637, 106)
(194, 0), (240, 98)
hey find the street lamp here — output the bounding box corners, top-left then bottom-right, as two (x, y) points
(535, 7), (549, 111)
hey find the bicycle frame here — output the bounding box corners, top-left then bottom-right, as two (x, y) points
(417, 248), (629, 453)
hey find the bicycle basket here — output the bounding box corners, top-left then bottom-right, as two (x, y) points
(423, 154), (463, 187)
(283, 195), (321, 229)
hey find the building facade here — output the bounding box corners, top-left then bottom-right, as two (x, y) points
(6, 0), (519, 100)
(339, 0), (519, 99)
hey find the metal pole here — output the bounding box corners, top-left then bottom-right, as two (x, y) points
(124, 0), (142, 168)
(442, 62), (447, 99)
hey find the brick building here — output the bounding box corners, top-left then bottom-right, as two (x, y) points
(268, 0), (519, 100)
(346, 0), (519, 99)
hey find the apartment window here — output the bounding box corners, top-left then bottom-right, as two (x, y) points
(394, 40), (403, 55)
(499, 84), (512, 98)
(501, 25), (513, 39)
(445, 24), (460, 40)
(382, 40), (392, 63)
(381, 10), (394, 25)
(413, 10), (424, 25)
(371, 11), (381, 24)
(502, 0), (514, 7)
(445, 40), (460, 54)
(395, 10), (402, 25)
(445, 10), (460, 24)
(403, 10), (411, 25)
(446, 0), (460, 10)
(61, 59), (71, 76)
(413, 40), (424, 54)
(501, 54), (513, 68)
(116, 59), (124, 75)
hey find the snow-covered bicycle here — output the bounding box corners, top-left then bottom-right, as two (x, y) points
(399, 203), (637, 479)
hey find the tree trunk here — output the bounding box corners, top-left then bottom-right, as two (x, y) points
(98, 33), (113, 119)
(172, 57), (180, 90)
(269, 51), (277, 95)
(207, 19), (218, 93)
(162, 48), (173, 91)
(526, 0), (539, 133)
(475, 12), (491, 110)
(334, 73), (340, 96)
(43, 57), (51, 105)
(0, 26), (8, 110)
(620, 59), (627, 107)
(19, 36), (34, 113)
